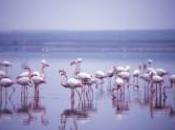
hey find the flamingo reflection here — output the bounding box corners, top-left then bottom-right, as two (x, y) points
(111, 85), (129, 119)
(149, 84), (169, 118)
(0, 88), (15, 121)
(16, 88), (33, 125)
(58, 87), (96, 130)
(29, 92), (48, 126)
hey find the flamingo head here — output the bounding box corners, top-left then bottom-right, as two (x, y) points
(76, 58), (83, 63)
(41, 59), (49, 68)
(148, 59), (153, 65)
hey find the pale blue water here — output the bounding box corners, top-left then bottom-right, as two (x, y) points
(0, 48), (175, 130)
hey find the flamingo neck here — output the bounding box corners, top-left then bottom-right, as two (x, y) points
(73, 63), (80, 75)
(28, 68), (32, 79)
(40, 65), (47, 80)
(60, 74), (68, 86)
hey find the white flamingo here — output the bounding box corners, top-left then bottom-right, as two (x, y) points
(76, 72), (97, 100)
(30, 59), (49, 97)
(150, 72), (164, 96)
(106, 66), (116, 90)
(16, 76), (32, 98)
(0, 77), (14, 99)
(58, 69), (82, 98)
(112, 77), (125, 99)
(31, 60), (49, 98)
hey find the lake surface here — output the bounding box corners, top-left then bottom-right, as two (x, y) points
(0, 49), (175, 130)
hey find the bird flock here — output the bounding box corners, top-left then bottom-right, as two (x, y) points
(58, 58), (175, 100)
(0, 59), (49, 100)
(0, 57), (175, 127)
(0, 58), (175, 100)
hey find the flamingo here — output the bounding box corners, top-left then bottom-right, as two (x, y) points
(76, 72), (97, 100)
(16, 64), (33, 101)
(30, 59), (49, 97)
(31, 75), (46, 98)
(106, 66), (116, 90)
(58, 69), (82, 99)
(150, 72), (164, 97)
(112, 77), (125, 100)
(16, 76), (32, 99)
(0, 77), (15, 99)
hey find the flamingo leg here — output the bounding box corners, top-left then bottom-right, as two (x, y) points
(9, 86), (16, 99)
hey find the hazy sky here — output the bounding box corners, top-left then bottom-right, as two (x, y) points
(0, 0), (175, 31)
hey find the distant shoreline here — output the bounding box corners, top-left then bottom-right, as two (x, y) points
(0, 30), (175, 53)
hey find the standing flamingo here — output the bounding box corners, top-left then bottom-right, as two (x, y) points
(112, 77), (124, 98)
(30, 59), (49, 97)
(76, 72), (97, 100)
(150, 72), (165, 99)
(58, 69), (82, 99)
(0, 77), (15, 99)
(106, 66), (116, 90)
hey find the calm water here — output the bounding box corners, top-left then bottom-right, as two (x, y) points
(0, 50), (175, 130)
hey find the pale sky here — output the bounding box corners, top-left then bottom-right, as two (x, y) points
(0, 0), (175, 31)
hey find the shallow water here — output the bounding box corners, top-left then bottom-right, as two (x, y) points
(0, 51), (175, 130)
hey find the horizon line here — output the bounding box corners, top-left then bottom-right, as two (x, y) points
(1, 29), (175, 33)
